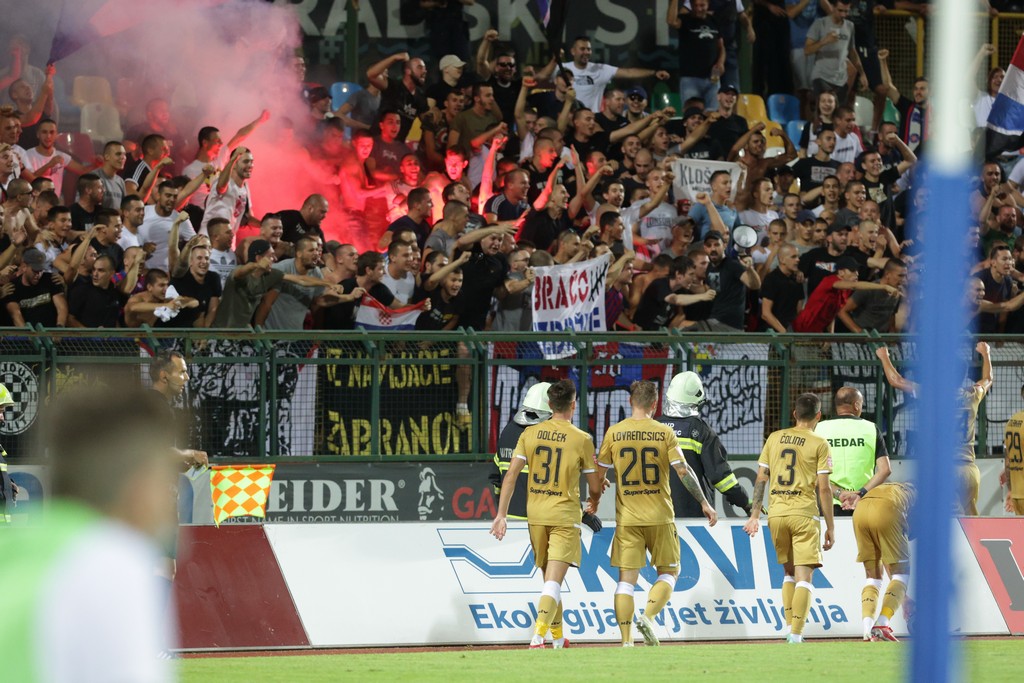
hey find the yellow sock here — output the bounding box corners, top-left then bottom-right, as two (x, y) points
(862, 583), (880, 620)
(782, 578), (796, 626)
(643, 577), (675, 618)
(535, 594), (557, 636)
(790, 582), (813, 636)
(550, 601), (563, 639)
(614, 584), (635, 644)
(880, 578), (908, 621)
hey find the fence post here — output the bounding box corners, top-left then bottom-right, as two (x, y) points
(466, 330), (482, 455)
(371, 337), (382, 458)
(578, 335), (590, 433)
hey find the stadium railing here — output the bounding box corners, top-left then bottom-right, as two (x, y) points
(1, 326), (1018, 463)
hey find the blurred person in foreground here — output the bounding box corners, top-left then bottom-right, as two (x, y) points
(0, 384), (180, 682)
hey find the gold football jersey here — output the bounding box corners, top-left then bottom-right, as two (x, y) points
(598, 417), (682, 526)
(759, 427), (832, 518)
(513, 418), (595, 526)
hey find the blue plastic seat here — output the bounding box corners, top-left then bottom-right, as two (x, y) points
(330, 81), (362, 110)
(786, 119), (807, 144)
(767, 93), (801, 126)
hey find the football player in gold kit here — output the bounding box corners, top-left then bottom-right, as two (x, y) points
(852, 481), (916, 642)
(1002, 384), (1024, 515)
(596, 380), (717, 647)
(744, 393), (835, 644)
(491, 380), (603, 649)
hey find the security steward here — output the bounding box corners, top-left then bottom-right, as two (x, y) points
(659, 371), (754, 517)
(491, 381), (602, 531)
(815, 386), (892, 515)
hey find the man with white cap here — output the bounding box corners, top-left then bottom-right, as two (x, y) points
(426, 54), (466, 110)
(658, 370), (754, 517)
(490, 381), (602, 531)
(0, 383), (20, 523)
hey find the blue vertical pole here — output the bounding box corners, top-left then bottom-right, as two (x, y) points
(910, 3), (976, 680)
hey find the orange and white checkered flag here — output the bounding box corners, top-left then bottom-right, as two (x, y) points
(210, 465), (276, 527)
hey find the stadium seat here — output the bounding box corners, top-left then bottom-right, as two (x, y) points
(767, 93), (800, 125)
(786, 119), (807, 143)
(854, 96), (874, 129)
(71, 75), (114, 107)
(330, 81), (362, 110)
(51, 74), (81, 124)
(54, 132), (95, 203)
(762, 119), (785, 148)
(80, 102), (124, 146)
(737, 93), (767, 123)
(882, 98), (900, 126)
(406, 115), (422, 143)
(651, 86), (681, 113)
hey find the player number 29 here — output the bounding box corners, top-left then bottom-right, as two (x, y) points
(1006, 432), (1023, 464)
(532, 446), (564, 485)
(620, 447), (661, 486)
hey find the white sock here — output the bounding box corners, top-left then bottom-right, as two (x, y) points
(863, 617), (875, 636)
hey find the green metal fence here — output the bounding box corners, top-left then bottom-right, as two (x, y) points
(1, 327), (1020, 463)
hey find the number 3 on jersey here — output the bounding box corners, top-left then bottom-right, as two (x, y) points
(777, 448), (796, 486)
(532, 446), (563, 485)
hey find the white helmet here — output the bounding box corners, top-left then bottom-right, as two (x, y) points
(667, 371), (705, 406)
(521, 382), (552, 413)
(514, 381), (553, 425)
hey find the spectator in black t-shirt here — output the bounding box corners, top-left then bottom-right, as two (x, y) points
(321, 252), (385, 330)
(91, 208), (126, 273)
(519, 184), (574, 253)
(366, 52), (428, 142)
(760, 244), (805, 332)
(278, 194), (329, 244)
(675, 107), (725, 160)
(668, 0), (726, 111)
(702, 230), (760, 330)
(3, 247), (66, 327)
(70, 174), (104, 233)
(378, 187), (433, 251)
(799, 222), (850, 296)
(633, 258), (715, 331)
(68, 254), (122, 327)
(165, 245), (221, 328)
(417, 268), (463, 331)
(595, 88), (629, 134)
(458, 232), (532, 331)
(707, 85), (748, 152)
(792, 128), (839, 202)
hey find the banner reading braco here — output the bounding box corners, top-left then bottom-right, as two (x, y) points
(530, 256), (609, 359)
(318, 343), (470, 456)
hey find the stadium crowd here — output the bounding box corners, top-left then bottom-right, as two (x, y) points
(0, 0), (1021, 339)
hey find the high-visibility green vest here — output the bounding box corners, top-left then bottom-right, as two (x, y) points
(0, 501), (100, 683)
(815, 417), (878, 505)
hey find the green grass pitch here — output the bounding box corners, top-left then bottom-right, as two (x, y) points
(180, 639), (1017, 682)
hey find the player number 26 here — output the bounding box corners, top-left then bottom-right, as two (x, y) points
(620, 447), (661, 486)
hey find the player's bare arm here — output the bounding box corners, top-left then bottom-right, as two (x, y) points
(585, 470), (604, 515)
(744, 467), (769, 537)
(673, 456), (717, 526)
(817, 472), (835, 551)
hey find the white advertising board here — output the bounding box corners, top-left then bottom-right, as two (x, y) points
(264, 519), (1009, 647)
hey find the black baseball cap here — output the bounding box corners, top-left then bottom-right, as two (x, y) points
(826, 223), (852, 235)
(248, 239), (273, 261)
(836, 255), (859, 271)
(704, 230), (725, 243)
(719, 84), (739, 94)
(21, 247), (46, 272)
